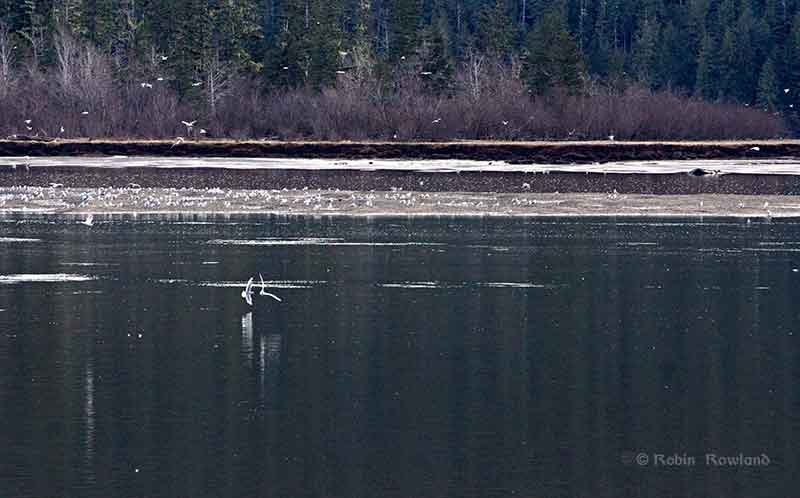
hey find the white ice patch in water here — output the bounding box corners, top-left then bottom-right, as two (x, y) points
(148, 279), (321, 288)
(0, 274), (95, 284)
(208, 238), (444, 247)
(199, 280), (322, 289)
(0, 237), (42, 243)
(60, 262), (118, 267)
(743, 247), (800, 252)
(208, 237), (343, 246)
(380, 281), (552, 289)
(475, 282), (550, 288)
(530, 199), (566, 205)
(380, 281), (444, 289)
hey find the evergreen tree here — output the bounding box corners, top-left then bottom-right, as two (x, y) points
(52, 0), (85, 36)
(694, 32), (717, 99)
(418, 13), (454, 94)
(267, 0), (340, 88)
(757, 58), (779, 111)
(1, 0), (799, 123)
(785, 13), (800, 94)
(476, 0), (515, 56)
(632, 16), (659, 85)
(523, 8), (585, 94)
(588, 0), (620, 77)
(731, 5), (759, 103)
(717, 28), (736, 97)
(390, 0), (421, 60)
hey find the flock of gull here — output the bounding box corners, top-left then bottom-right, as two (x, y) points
(0, 183), (789, 218)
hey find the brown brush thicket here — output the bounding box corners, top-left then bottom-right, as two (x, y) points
(0, 31), (787, 142)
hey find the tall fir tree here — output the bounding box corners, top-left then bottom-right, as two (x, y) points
(757, 58), (779, 111)
(694, 31), (718, 100)
(390, 0), (421, 60)
(418, 12), (454, 94)
(523, 8), (585, 94)
(476, 0), (516, 57)
(632, 16), (659, 85)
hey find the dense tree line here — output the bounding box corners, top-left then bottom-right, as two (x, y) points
(0, 0), (791, 139)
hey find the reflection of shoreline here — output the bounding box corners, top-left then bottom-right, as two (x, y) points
(260, 334), (282, 407)
(242, 312), (283, 405)
(84, 361), (95, 465)
(241, 312), (253, 362)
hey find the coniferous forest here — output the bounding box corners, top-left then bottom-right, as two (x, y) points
(0, 0), (795, 140)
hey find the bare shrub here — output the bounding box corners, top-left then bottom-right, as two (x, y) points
(0, 22), (15, 100)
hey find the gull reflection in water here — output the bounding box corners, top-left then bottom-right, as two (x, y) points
(241, 312), (254, 362)
(259, 333), (282, 405)
(84, 361), (96, 467)
(241, 311), (282, 405)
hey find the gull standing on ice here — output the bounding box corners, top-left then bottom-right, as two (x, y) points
(241, 277), (254, 306)
(259, 273), (283, 302)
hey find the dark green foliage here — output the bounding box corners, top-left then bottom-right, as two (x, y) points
(390, 0), (421, 60)
(418, 15), (454, 94)
(523, 9), (585, 94)
(694, 32), (717, 100)
(477, 0), (515, 56)
(1, 0), (800, 128)
(757, 58), (779, 111)
(632, 16), (659, 84)
(263, 0), (340, 88)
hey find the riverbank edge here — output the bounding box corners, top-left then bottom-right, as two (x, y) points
(2, 139), (800, 164)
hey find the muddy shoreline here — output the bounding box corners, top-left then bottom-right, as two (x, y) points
(2, 139), (800, 164)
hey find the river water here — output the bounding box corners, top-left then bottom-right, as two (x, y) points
(0, 214), (797, 497)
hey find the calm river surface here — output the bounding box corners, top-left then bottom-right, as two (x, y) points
(1, 214), (798, 498)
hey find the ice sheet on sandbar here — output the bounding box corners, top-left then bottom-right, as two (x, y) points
(151, 278), (324, 289)
(379, 281), (555, 289)
(0, 237), (42, 243)
(207, 238), (445, 247)
(0, 273), (96, 284)
(6, 156), (800, 175)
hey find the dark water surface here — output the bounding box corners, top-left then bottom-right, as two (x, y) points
(1, 214), (798, 498)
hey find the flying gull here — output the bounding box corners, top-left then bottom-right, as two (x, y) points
(241, 277), (254, 306)
(259, 273), (283, 302)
